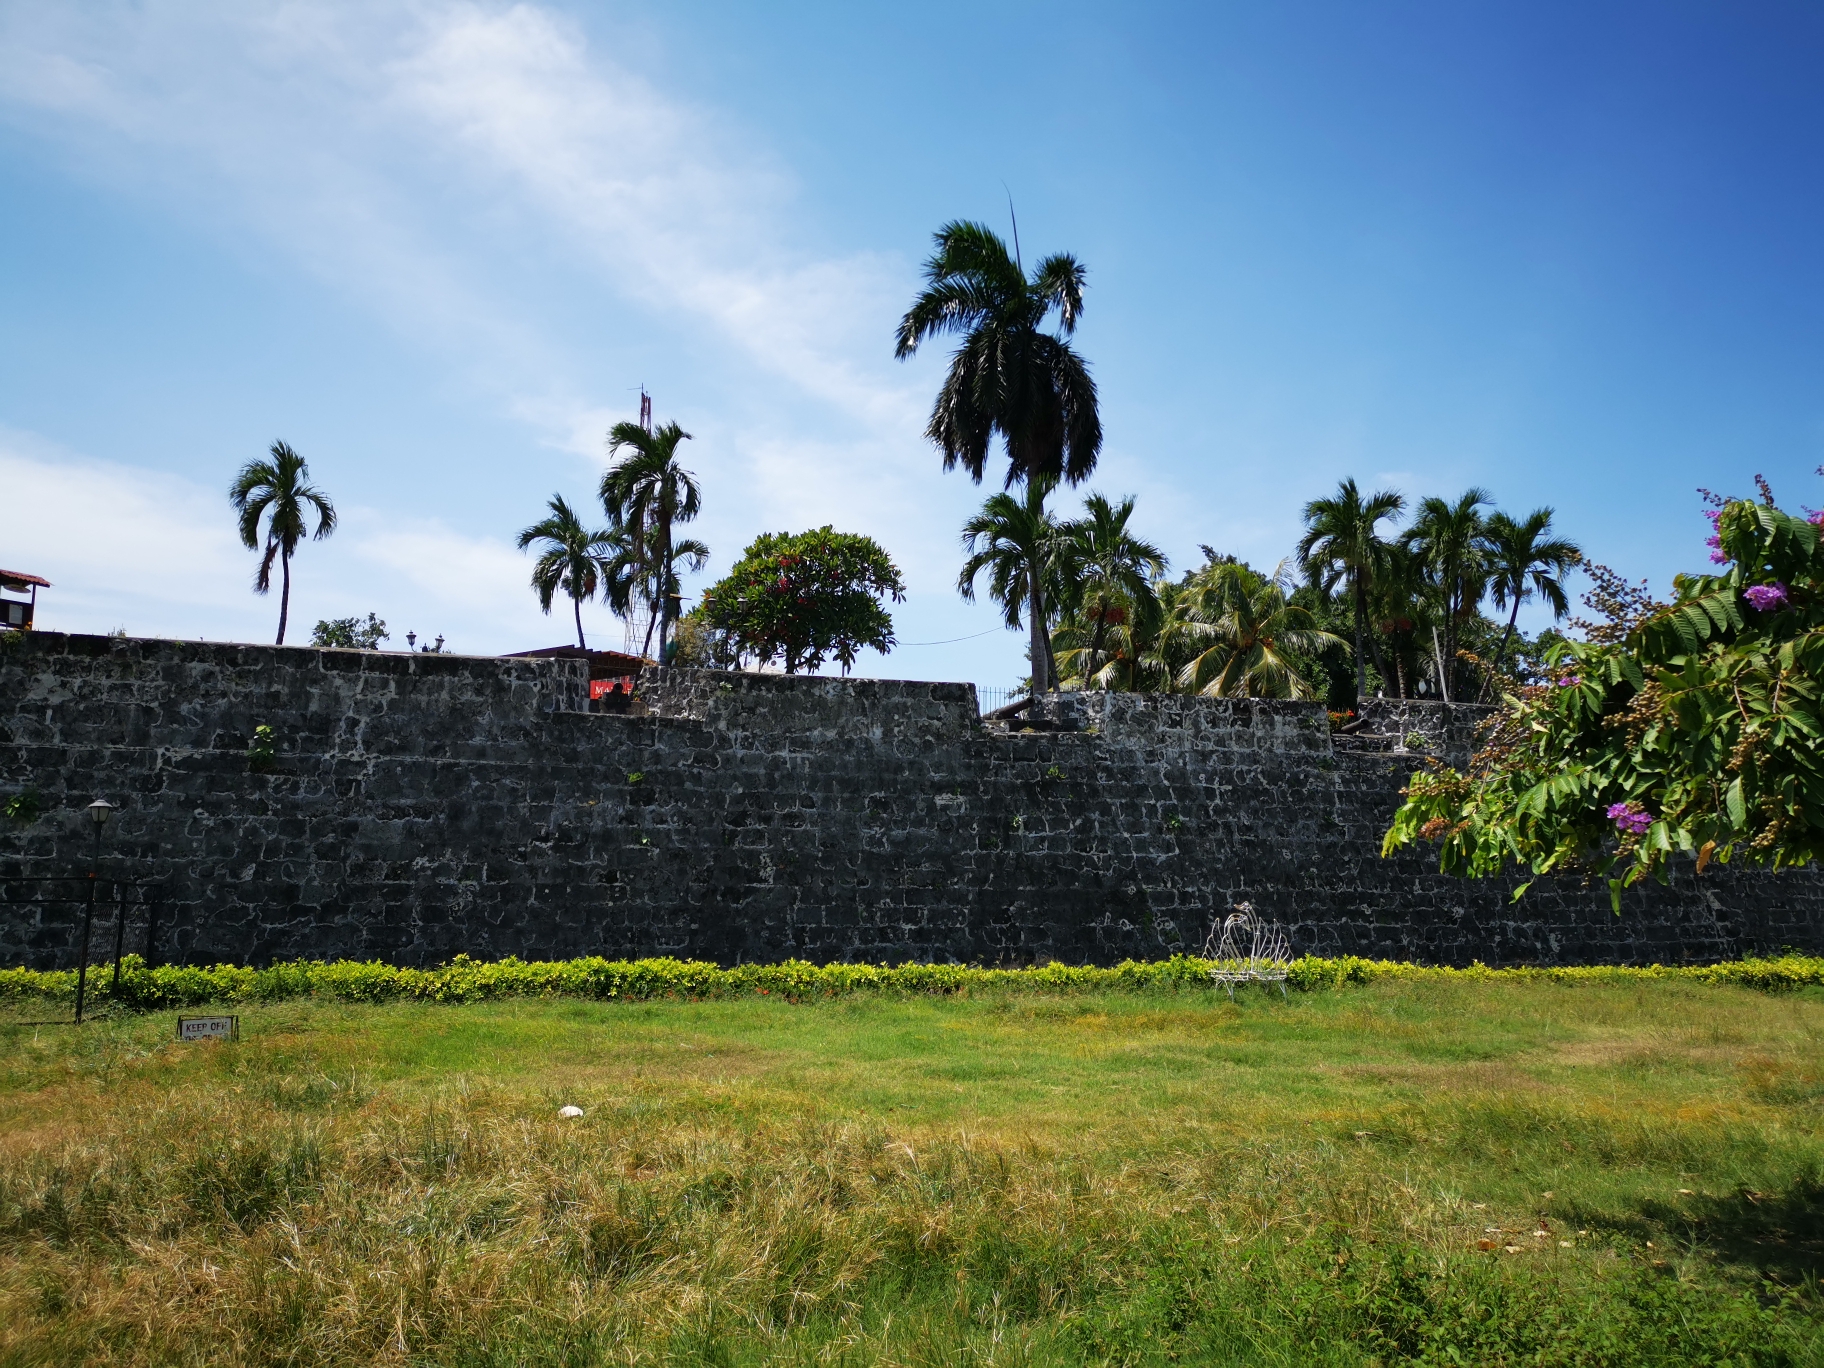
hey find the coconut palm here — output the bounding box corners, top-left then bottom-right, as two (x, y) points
(1402, 488), (1493, 701)
(1482, 508), (1581, 684)
(957, 476), (1063, 690)
(1165, 560), (1346, 699)
(229, 440), (337, 646)
(1053, 494), (1166, 688)
(517, 494), (620, 649)
(601, 420), (702, 660)
(1296, 479), (1405, 700)
(897, 220), (1101, 689)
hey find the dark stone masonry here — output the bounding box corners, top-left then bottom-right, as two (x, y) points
(1, 631), (1818, 970)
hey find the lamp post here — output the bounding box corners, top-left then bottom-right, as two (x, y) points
(74, 798), (113, 1025)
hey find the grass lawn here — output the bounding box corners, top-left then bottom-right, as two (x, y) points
(3, 978), (1823, 1365)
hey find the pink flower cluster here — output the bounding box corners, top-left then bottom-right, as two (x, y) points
(1606, 802), (1653, 836)
(1743, 582), (1789, 612)
(1555, 675), (1580, 687)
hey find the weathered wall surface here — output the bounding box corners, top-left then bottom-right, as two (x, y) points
(1, 632), (1818, 970)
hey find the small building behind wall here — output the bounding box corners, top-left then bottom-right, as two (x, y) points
(0, 570), (48, 631)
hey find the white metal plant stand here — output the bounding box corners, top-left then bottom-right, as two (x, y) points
(1201, 902), (1291, 1000)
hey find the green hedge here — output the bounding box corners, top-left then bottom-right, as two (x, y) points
(2, 951), (1822, 1011)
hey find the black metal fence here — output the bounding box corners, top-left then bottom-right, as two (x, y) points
(0, 873), (165, 1021)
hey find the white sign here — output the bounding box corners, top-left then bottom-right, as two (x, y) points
(177, 1015), (239, 1041)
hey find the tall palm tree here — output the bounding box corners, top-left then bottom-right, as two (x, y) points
(1482, 507), (1581, 684)
(229, 440), (337, 646)
(1053, 493), (1166, 688)
(517, 494), (619, 649)
(1297, 479), (1404, 700)
(1164, 560), (1346, 699)
(1402, 488), (1493, 702)
(601, 420), (702, 660)
(957, 476), (1062, 690)
(897, 220), (1102, 689)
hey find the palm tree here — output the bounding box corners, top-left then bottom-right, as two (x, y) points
(897, 220), (1102, 689)
(601, 420), (702, 660)
(1297, 479), (1404, 700)
(229, 440), (337, 646)
(1053, 494), (1166, 688)
(1164, 560), (1346, 699)
(1402, 488), (1493, 701)
(1482, 508), (1581, 684)
(517, 494), (620, 649)
(957, 476), (1063, 690)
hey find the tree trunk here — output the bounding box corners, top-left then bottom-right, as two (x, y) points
(276, 548), (291, 646)
(1488, 598), (1522, 691)
(1028, 564), (1052, 694)
(574, 594), (586, 649)
(1353, 575), (1390, 698)
(656, 520), (674, 662)
(1351, 586), (1367, 701)
(1084, 608), (1108, 689)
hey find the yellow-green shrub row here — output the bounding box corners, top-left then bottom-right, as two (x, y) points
(2, 950), (1822, 1010)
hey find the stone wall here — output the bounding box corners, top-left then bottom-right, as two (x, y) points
(1, 631), (1818, 970)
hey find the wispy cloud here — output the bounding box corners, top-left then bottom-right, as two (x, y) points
(0, 1), (923, 448)
(0, 0), (1026, 677)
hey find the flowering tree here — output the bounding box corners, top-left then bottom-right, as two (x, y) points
(702, 528), (905, 675)
(1384, 477), (1824, 909)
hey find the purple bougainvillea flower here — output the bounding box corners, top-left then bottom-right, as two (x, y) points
(1743, 583), (1789, 612)
(1704, 509), (1722, 524)
(1556, 675), (1581, 687)
(1606, 801), (1653, 836)
(1810, 509), (1824, 526)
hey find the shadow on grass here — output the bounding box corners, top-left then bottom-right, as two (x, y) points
(1643, 1177), (1824, 1283)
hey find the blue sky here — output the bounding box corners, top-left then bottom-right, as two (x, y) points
(2, 2), (1820, 686)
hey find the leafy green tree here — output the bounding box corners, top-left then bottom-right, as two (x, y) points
(957, 476), (1063, 689)
(1482, 508), (1581, 684)
(310, 613), (389, 650)
(703, 528), (906, 674)
(601, 420), (703, 660)
(1297, 479), (1404, 700)
(229, 440), (337, 646)
(1053, 493), (1166, 687)
(1385, 487), (1824, 905)
(897, 221), (1102, 689)
(1161, 560), (1345, 699)
(517, 494), (619, 649)
(669, 607), (744, 670)
(1402, 488), (1493, 701)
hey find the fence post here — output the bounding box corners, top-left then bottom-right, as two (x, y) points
(110, 882), (126, 995)
(75, 873), (96, 1025)
(144, 885), (159, 970)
